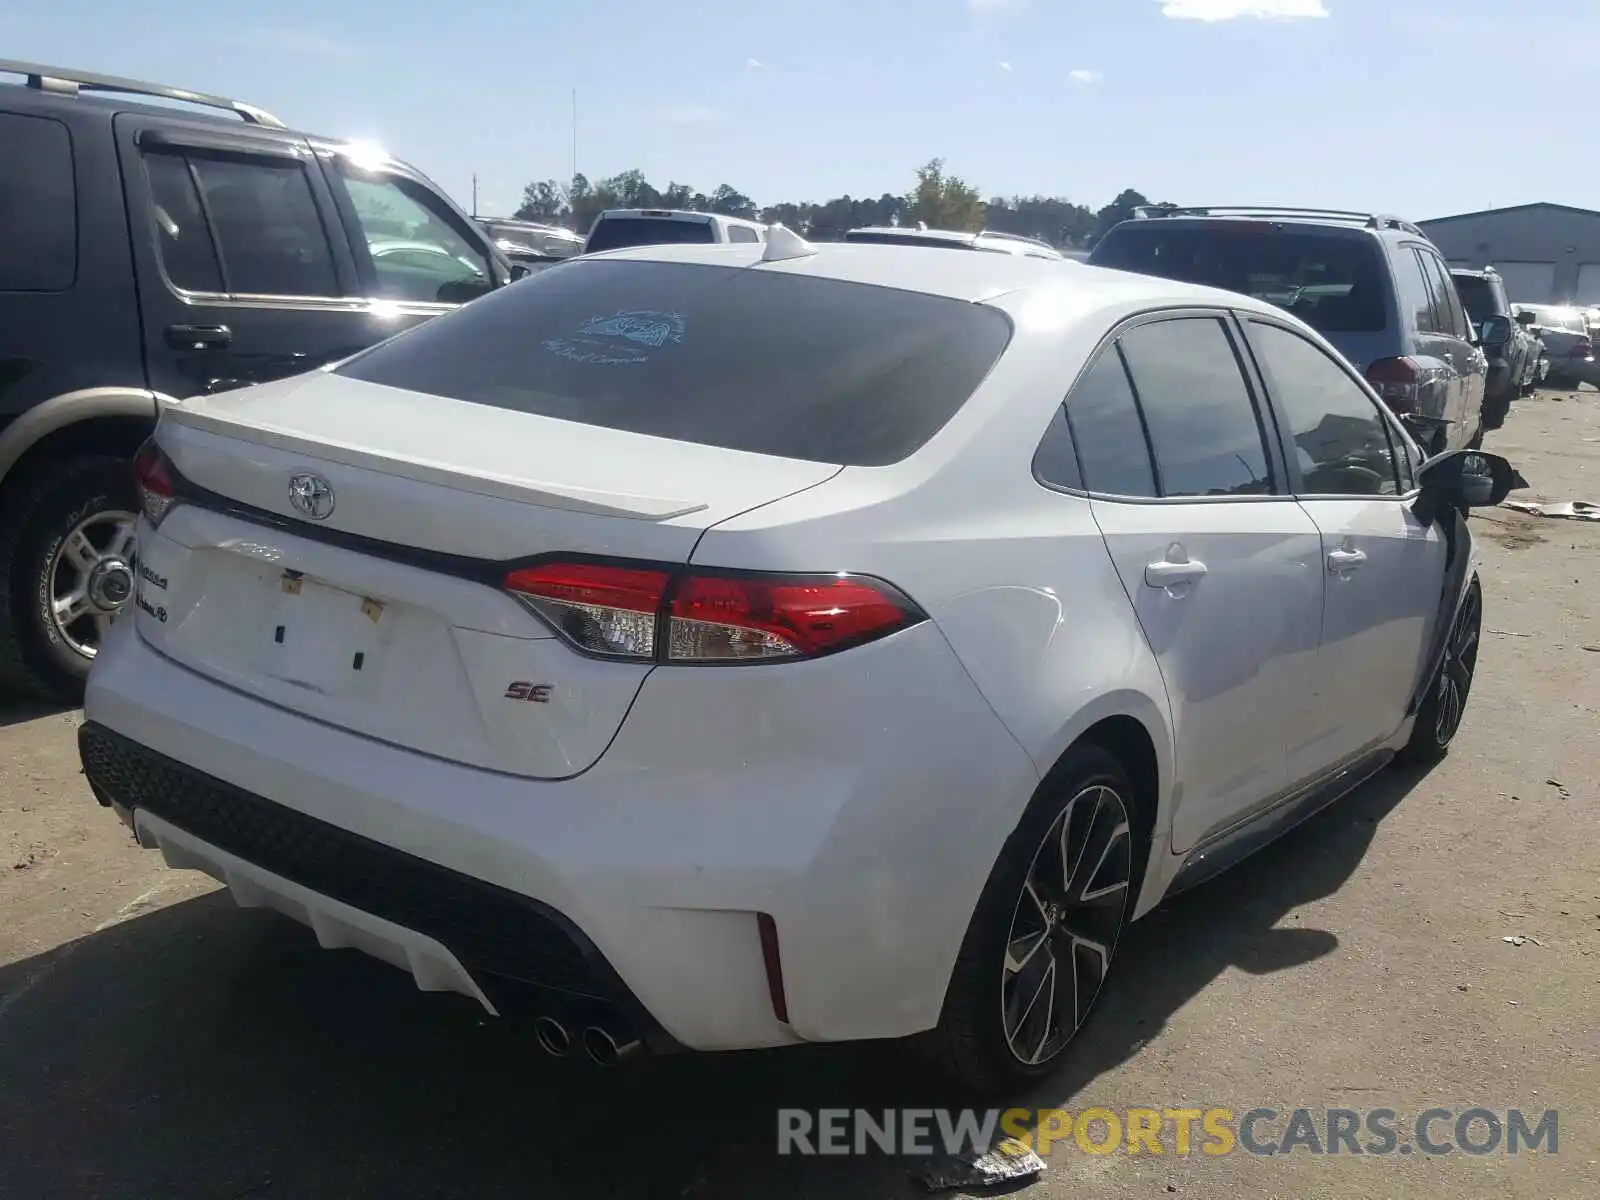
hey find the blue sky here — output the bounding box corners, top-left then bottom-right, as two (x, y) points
(6, 0), (1594, 221)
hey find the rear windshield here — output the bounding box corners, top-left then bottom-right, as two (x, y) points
(1452, 275), (1498, 323)
(335, 259), (1014, 466)
(585, 216), (716, 253)
(1091, 224), (1388, 334)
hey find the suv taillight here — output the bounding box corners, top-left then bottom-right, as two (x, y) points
(503, 560), (925, 664)
(1365, 356), (1422, 415)
(1571, 337), (1592, 358)
(132, 439), (182, 527)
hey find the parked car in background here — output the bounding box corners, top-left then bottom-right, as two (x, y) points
(1450, 267), (1537, 431)
(844, 225), (1067, 260)
(82, 237), (1517, 1093)
(1087, 206), (1487, 456)
(479, 218), (583, 275)
(0, 59), (517, 700)
(1514, 303), (1600, 389)
(583, 209), (767, 254)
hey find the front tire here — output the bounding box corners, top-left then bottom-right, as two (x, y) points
(927, 744), (1139, 1094)
(0, 457), (139, 702)
(1401, 579), (1482, 765)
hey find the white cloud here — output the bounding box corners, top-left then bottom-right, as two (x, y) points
(998, 60), (1013, 71)
(1160, 0), (1328, 20)
(1069, 68), (1103, 84)
(969, 0), (1029, 13)
(746, 57), (765, 68)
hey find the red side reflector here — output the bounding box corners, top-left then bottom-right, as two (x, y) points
(756, 912), (790, 1024)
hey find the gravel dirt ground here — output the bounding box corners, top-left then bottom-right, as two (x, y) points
(1, 389), (1596, 1200)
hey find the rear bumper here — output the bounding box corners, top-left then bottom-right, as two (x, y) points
(83, 616), (1036, 1051)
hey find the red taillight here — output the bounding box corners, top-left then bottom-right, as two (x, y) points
(503, 560), (924, 664)
(1365, 356), (1421, 415)
(1571, 338), (1592, 358)
(132, 439), (179, 526)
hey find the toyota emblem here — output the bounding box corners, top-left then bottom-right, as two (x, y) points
(287, 472), (336, 521)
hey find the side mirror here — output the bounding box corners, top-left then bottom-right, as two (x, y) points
(1480, 314), (1513, 346)
(509, 263), (531, 281)
(1514, 309), (1536, 326)
(1415, 449), (1528, 522)
(436, 277), (494, 305)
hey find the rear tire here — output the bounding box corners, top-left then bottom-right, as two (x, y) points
(1400, 579), (1482, 766)
(0, 457), (138, 703)
(925, 744), (1140, 1095)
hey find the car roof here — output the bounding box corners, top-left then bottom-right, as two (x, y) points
(582, 240), (1270, 310)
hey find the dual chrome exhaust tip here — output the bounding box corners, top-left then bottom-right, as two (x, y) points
(531, 1015), (641, 1066)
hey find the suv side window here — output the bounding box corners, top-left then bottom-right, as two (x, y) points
(1393, 245), (1435, 335)
(1042, 345), (1157, 496)
(727, 225), (760, 244)
(1420, 250), (1470, 339)
(1246, 321), (1402, 497)
(333, 166), (491, 303)
(1117, 317), (1275, 497)
(143, 151), (225, 293)
(0, 112), (77, 292)
(187, 155), (340, 297)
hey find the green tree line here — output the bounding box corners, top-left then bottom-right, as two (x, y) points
(511, 158), (1171, 249)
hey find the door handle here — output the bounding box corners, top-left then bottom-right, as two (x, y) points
(1327, 547), (1368, 572)
(165, 323), (232, 350)
(1144, 558), (1208, 588)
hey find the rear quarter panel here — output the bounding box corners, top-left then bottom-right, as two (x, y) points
(690, 294), (1178, 915)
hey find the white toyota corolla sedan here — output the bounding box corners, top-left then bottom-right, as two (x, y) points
(81, 231), (1521, 1092)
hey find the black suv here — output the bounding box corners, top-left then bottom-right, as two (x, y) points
(0, 61), (520, 700)
(1088, 206), (1489, 457)
(1450, 267), (1539, 430)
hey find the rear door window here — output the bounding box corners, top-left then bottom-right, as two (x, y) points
(1116, 317), (1275, 497)
(186, 155), (340, 297)
(585, 217), (717, 253)
(0, 112), (77, 292)
(1089, 225), (1388, 335)
(336, 259), (1014, 466)
(1393, 247), (1435, 335)
(1041, 347), (1157, 496)
(1418, 250), (1469, 339)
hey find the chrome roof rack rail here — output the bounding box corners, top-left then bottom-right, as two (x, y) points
(0, 59), (286, 127)
(1132, 205), (1422, 234)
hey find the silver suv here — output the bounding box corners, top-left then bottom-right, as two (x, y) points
(1089, 206), (1489, 455)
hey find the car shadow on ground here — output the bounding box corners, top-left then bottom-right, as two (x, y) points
(0, 689), (75, 729)
(0, 762), (1430, 1200)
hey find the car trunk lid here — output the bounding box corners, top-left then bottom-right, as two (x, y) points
(138, 372), (839, 777)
